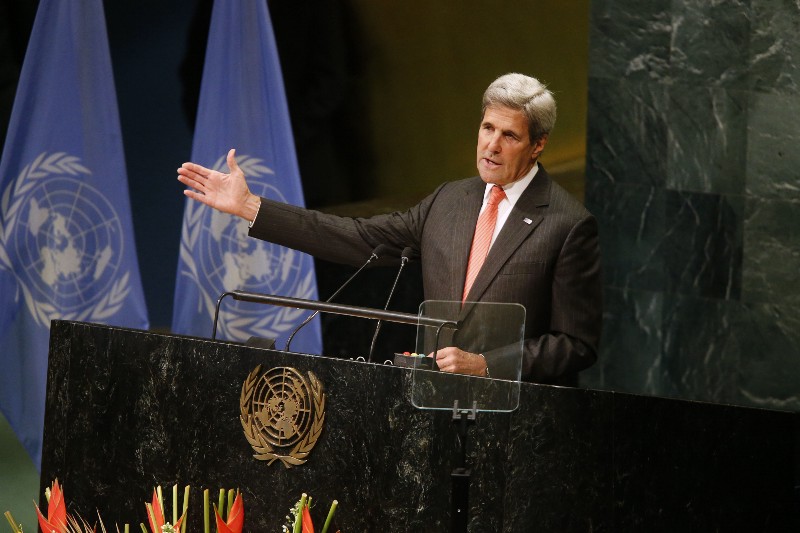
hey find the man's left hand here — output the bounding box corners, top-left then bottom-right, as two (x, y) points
(429, 347), (487, 377)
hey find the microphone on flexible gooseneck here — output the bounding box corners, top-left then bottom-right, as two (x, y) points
(367, 246), (414, 363)
(284, 244), (392, 352)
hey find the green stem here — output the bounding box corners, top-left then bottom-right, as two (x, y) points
(217, 489), (226, 523)
(321, 500), (338, 533)
(227, 489), (234, 520)
(157, 486), (164, 519)
(173, 484), (178, 526)
(182, 485), (191, 533)
(203, 489), (210, 533)
(146, 503), (158, 533)
(4, 511), (22, 533)
(293, 493), (307, 533)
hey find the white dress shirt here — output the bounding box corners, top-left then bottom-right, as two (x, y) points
(478, 162), (539, 248)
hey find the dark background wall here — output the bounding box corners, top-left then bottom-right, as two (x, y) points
(581, 0), (800, 413)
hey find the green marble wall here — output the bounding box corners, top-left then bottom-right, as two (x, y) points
(582, 0), (800, 410)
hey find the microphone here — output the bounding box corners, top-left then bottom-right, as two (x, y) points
(284, 244), (392, 352)
(367, 246), (414, 362)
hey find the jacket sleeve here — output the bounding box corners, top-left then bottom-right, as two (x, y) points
(248, 184), (447, 267)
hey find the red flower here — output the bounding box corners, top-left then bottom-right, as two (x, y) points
(146, 489), (185, 533)
(35, 480), (67, 533)
(214, 493), (244, 533)
(301, 505), (314, 533)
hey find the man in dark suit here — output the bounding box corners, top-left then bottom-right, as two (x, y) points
(177, 73), (602, 386)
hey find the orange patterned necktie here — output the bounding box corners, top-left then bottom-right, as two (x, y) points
(462, 185), (506, 302)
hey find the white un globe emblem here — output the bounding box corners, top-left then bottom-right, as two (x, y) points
(17, 178), (122, 304)
(179, 154), (314, 341)
(0, 153), (128, 327)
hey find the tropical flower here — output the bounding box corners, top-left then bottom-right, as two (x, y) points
(283, 494), (339, 533)
(214, 492), (244, 533)
(145, 488), (185, 533)
(34, 479), (67, 533)
(301, 505), (314, 533)
(8, 480), (342, 533)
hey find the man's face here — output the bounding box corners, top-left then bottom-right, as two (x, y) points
(476, 105), (548, 186)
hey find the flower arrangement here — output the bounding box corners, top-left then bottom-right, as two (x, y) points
(35, 479), (66, 533)
(5, 479), (112, 533)
(282, 494), (339, 533)
(4, 481), (340, 533)
(145, 485), (188, 533)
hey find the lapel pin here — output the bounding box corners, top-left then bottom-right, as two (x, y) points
(523, 217), (532, 225)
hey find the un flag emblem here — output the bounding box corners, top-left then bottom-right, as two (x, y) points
(179, 154), (316, 341)
(0, 152), (131, 327)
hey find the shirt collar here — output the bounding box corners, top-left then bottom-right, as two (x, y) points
(482, 162), (539, 206)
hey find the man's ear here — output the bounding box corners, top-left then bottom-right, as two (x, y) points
(532, 134), (549, 159)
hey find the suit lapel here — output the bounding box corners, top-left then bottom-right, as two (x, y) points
(446, 178), (485, 300)
(461, 169), (552, 317)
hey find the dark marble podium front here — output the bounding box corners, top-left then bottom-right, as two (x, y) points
(41, 321), (798, 532)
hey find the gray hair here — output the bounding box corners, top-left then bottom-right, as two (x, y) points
(481, 73), (557, 142)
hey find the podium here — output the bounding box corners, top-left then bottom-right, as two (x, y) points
(41, 321), (798, 531)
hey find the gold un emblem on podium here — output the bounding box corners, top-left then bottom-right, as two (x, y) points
(240, 365), (326, 468)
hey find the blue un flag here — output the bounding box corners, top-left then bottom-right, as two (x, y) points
(0, 0), (149, 468)
(172, 0), (322, 354)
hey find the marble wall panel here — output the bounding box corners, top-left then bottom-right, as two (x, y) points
(749, 0), (800, 93)
(660, 294), (746, 405)
(588, 0), (672, 80)
(665, 85), (747, 194)
(580, 288), (666, 397)
(588, 0), (800, 410)
(586, 77), (669, 188)
(745, 92), (800, 200)
(669, 0), (751, 87)
(586, 182), (665, 292)
(742, 197), (800, 307)
(735, 301), (800, 410)
(662, 191), (743, 300)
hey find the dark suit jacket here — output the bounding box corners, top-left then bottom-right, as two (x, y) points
(250, 166), (602, 385)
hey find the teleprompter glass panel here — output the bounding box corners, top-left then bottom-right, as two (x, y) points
(411, 300), (524, 413)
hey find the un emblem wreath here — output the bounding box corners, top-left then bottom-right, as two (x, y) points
(240, 365), (326, 468)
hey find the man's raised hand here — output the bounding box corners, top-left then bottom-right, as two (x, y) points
(177, 148), (261, 222)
